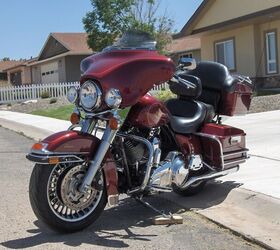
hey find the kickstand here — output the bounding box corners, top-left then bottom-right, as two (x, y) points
(134, 195), (183, 225)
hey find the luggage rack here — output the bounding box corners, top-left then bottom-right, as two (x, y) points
(194, 132), (249, 170)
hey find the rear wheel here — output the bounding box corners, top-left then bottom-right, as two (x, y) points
(29, 163), (107, 233)
(172, 181), (207, 196)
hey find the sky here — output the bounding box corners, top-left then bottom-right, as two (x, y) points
(0, 0), (203, 60)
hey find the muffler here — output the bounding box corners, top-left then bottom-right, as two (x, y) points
(179, 166), (239, 190)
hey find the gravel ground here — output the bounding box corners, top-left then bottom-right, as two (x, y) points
(249, 94), (280, 113)
(0, 97), (70, 114)
(0, 94), (279, 114)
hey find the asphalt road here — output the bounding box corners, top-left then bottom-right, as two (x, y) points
(0, 127), (262, 250)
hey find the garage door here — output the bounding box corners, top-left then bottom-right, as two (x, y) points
(41, 62), (59, 84)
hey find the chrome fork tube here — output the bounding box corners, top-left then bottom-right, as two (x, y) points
(79, 125), (118, 192)
(81, 118), (96, 134)
(79, 112), (121, 193)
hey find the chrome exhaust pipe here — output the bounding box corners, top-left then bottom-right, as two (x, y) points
(179, 166), (239, 190)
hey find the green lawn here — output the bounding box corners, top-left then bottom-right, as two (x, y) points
(32, 105), (74, 120)
(32, 105), (130, 121)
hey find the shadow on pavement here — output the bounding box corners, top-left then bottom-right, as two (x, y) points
(1, 180), (240, 249)
(1, 197), (182, 249)
(161, 180), (243, 210)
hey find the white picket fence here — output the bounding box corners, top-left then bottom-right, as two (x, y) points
(0, 81), (168, 104)
(0, 82), (80, 104)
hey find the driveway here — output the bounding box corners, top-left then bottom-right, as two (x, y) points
(0, 127), (261, 249)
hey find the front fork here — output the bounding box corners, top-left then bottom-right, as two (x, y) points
(78, 112), (121, 193)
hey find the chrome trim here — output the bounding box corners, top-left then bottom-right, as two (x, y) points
(68, 123), (82, 131)
(26, 153), (85, 164)
(223, 149), (249, 158)
(194, 133), (249, 170)
(79, 111), (121, 193)
(224, 159), (247, 166)
(107, 194), (119, 207)
(194, 132), (225, 170)
(116, 133), (154, 194)
(30, 150), (88, 156)
(179, 166), (239, 190)
(81, 118), (97, 134)
(202, 161), (216, 171)
(105, 88), (122, 108)
(80, 80), (102, 112)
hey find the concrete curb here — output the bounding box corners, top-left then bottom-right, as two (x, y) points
(161, 183), (280, 250)
(0, 117), (52, 141)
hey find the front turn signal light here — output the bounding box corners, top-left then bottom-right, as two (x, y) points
(70, 112), (80, 125)
(49, 157), (60, 165)
(109, 117), (119, 130)
(32, 143), (44, 151)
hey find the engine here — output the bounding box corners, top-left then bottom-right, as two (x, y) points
(149, 152), (189, 190)
(113, 126), (191, 192)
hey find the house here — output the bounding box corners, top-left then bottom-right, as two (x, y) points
(166, 37), (201, 64)
(177, 0), (280, 89)
(4, 33), (93, 85)
(0, 60), (24, 86)
(3, 58), (37, 86)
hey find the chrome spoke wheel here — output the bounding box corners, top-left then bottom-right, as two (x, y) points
(47, 163), (104, 222)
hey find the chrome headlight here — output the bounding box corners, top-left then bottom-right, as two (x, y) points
(105, 88), (122, 108)
(80, 80), (102, 111)
(67, 87), (78, 104)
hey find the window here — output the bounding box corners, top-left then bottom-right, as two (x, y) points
(180, 53), (193, 59)
(266, 31), (278, 74)
(215, 39), (235, 70)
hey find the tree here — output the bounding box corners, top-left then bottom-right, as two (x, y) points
(83, 0), (174, 53)
(1, 57), (10, 61)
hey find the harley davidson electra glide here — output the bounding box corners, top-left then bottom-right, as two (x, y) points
(27, 32), (253, 232)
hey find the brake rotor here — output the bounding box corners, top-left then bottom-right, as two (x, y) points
(60, 165), (101, 210)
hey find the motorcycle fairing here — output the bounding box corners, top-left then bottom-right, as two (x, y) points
(80, 50), (175, 107)
(26, 131), (118, 196)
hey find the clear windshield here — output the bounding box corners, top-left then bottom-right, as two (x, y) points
(103, 31), (157, 51)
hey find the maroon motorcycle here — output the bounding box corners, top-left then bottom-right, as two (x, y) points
(27, 32), (253, 232)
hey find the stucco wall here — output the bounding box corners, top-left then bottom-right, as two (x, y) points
(31, 57), (66, 84)
(171, 50), (201, 65)
(65, 55), (88, 82)
(258, 19), (280, 77)
(201, 25), (256, 77)
(195, 0), (280, 30)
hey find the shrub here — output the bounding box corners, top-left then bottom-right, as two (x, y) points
(155, 90), (176, 102)
(49, 98), (57, 104)
(40, 91), (50, 99)
(7, 103), (12, 107)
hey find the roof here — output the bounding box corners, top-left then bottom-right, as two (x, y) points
(175, 0), (211, 38)
(2, 58), (38, 72)
(166, 37), (201, 54)
(51, 33), (92, 53)
(0, 60), (24, 72)
(37, 32), (92, 61)
(178, 0), (280, 37)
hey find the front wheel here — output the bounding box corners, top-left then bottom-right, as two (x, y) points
(29, 163), (107, 233)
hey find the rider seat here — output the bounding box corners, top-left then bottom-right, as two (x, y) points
(165, 99), (215, 134)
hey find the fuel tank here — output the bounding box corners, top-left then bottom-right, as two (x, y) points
(81, 50), (175, 107)
(125, 94), (171, 128)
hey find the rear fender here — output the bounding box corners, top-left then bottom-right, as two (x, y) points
(26, 131), (118, 196)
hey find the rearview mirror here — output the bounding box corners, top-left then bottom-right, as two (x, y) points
(179, 57), (197, 70)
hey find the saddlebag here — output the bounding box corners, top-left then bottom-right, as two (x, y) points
(199, 123), (248, 170)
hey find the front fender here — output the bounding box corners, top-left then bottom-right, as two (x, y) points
(26, 131), (118, 196)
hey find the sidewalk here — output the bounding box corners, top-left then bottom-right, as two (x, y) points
(0, 110), (279, 249)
